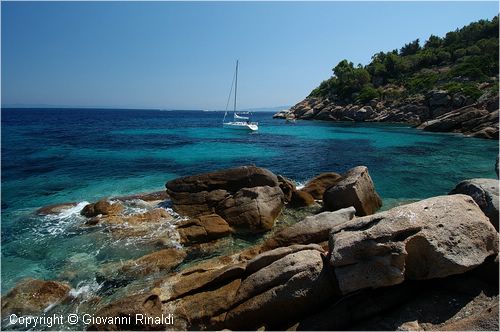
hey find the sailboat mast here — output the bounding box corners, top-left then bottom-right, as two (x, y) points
(233, 60), (238, 113)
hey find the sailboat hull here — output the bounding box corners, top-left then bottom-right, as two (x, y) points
(223, 122), (258, 131)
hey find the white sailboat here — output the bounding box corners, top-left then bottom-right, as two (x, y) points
(223, 60), (258, 131)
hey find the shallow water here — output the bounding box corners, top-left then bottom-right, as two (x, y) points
(1, 108), (498, 324)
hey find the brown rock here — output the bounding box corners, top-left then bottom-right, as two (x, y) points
(323, 166), (382, 216)
(166, 166), (284, 232)
(113, 190), (169, 202)
(104, 208), (173, 225)
(122, 248), (186, 277)
(81, 199), (124, 218)
(217, 186), (284, 233)
(165, 279), (242, 330)
(437, 303), (499, 331)
(36, 202), (78, 215)
(224, 249), (336, 330)
(277, 175), (296, 202)
(87, 292), (166, 331)
(262, 207), (356, 250)
(329, 195), (498, 295)
(177, 214), (232, 244)
(288, 190), (315, 208)
(1, 278), (71, 317)
(301, 172), (342, 200)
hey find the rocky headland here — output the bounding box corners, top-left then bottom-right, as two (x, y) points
(275, 90), (499, 139)
(274, 16), (499, 139)
(2, 165), (499, 331)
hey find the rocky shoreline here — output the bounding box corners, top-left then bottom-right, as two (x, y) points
(274, 90), (499, 139)
(2, 165), (499, 331)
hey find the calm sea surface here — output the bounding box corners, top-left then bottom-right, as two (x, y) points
(1, 108), (498, 327)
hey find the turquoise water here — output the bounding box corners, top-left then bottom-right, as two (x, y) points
(1, 108), (498, 327)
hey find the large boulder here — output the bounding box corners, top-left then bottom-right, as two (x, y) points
(323, 166), (382, 216)
(449, 178), (499, 230)
(1, 279), (71, 317)
(262, 207), (356, 250)
(223, 247), (336, 330)
(329, 195), (498, 295)
(217, 186), (284, 232)
(301, 172), (342, 200)
(177, 214), (233, 244)
(166, 166), (284, 232)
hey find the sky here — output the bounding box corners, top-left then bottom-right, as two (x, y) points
(1, 1), (498, 110)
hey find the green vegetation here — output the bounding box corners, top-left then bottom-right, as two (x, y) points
(309, 16), (499, 103)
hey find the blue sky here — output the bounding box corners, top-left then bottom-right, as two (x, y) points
(1, 1), (498, 109)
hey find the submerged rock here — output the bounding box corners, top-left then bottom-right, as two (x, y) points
(167, 166), (284, 233)
(323, 166), (382, 216)
(118, 248), (186, 278)
(36, 202), (78, 215)
(449, 178), (499, 230)
(329, 194), (498, 295)
(1, 278), (71, 317)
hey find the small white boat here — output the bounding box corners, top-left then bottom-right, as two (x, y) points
(223, 60), (258, 131)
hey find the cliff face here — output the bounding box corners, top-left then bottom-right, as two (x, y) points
(274, 88), (499, 139)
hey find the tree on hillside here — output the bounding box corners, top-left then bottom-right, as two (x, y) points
(400, 39), (421, 56)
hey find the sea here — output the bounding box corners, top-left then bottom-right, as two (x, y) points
(1, 108), (498, 328)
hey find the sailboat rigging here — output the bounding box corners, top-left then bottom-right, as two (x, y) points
(223, 60), (259, 131)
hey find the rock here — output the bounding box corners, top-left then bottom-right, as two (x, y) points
(273, 109), (292, 119)
(323, 166), (382, 216)
(436, 303), (499, 331)
(292, 281), (417, 331)
(428, 90), (451, 109)
(81, 199), (124, 218)
(36, 202), (78, 215)
(121, 248), (186, 277)
(165, 279), (242, 330)
(262, 207), (356, 250)
(87, 291), (167, 330)
(156, 260), (245, 303)
(177, 214), (233, 244)
(418, 106), (489, 133)
(277, 175), (296, 202)
(301, 172), (342, 200)
(103, 208), (173, 225)
(217, 185), (284, 233)
(288, 190), (315, 208)
(166, 166), (284, 232)
(224, 248), (336, 330)
(245, 244), (323, 275)
(1, 278), (71, 317)
(329, 195), (498, 295)
(113, 190), (169, 202)
(449, 178), (499, 230)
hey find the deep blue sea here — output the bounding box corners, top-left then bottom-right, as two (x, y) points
(1, 108), (498, 323)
